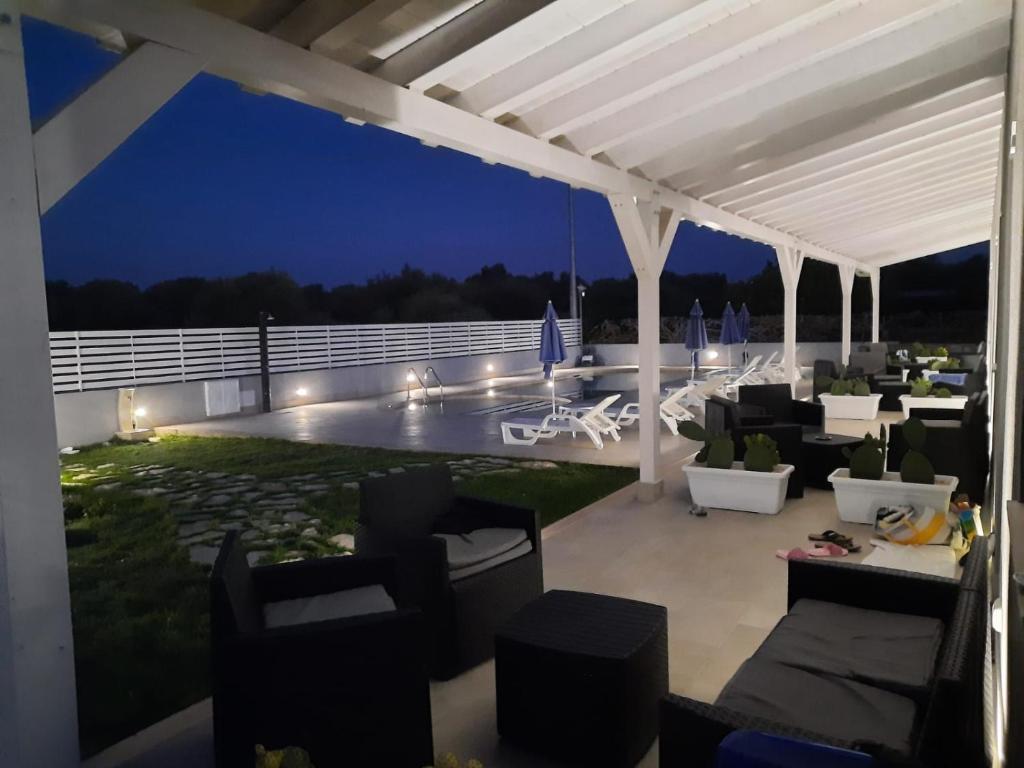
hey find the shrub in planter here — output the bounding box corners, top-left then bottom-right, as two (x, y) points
(933, 346), (950, 358)
(899, 418), (936, 485)
(679, 421), (734, 468)
(929, 357), (961, 370)
(255, 745), (315, 768)
(743, 434), (780, 472)
(910, 377), (933, 397)
(842, 426), (887, 480)
(934, 387), (953, 398)
(852, 379), (872, 396)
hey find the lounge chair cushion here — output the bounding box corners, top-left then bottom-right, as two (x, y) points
(263, 584), (396, 629)
(449, 539), (534, 582)
(434, 527), (529, 569)
(715, 657), (917, 755)
(756, 599), (943, 695)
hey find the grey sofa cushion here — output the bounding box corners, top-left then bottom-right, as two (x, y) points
(716, 657), (917, 755)
(263, 584), (396, 629)
(757, 599), (944, 695)
(449, 539), (533, 582)
(434, 527), (528, 569)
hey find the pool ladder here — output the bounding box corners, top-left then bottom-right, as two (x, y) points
(406, 366), (445, 408)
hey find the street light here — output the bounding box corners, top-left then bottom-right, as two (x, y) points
(576, 283), (588, 345)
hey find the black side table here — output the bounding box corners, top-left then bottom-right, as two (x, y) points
(802, 433), (865, 489)
(495, 590), (668, 767)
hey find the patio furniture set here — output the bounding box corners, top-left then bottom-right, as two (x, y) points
(210, 464), (989, 767)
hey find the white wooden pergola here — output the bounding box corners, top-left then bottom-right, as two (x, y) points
(2, 1), (1024, 765)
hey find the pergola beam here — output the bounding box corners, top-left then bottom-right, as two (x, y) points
(869, 233), (992, 267)
(678, 63), (1006, 198)
(33, 40), (202, 214)
(574, 0), (947, 163)
(309, 0), (406, 58)
(370, 0), (554, 89)
(28, 0), (862, 271)
(269, 0), (373, 49)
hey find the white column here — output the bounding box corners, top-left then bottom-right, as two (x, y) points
(775, 246), (804, 392)
(838, 264), (857, 365)
(868, 266), (881, 343)
(0, 9), (81, 767)
(609, 194), (680, 498)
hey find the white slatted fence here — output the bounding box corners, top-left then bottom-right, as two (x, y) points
(50, 319), (581, 393)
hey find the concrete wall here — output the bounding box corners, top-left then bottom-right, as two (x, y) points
(589, 341), (844, 368)
(53, 345), (581, 447)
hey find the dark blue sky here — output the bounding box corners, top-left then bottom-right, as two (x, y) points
(25, 18), (984, 288)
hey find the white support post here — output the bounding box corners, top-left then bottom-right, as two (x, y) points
(775, 246), (804, 392)
(868, 266), (881, 343)
(0, 8), (80, 767)
(609, 194), (680, 499)
(838, 264), (857, 365)
(33, 41), (202, 214)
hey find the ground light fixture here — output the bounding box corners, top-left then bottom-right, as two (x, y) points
(487, 389), (495, 397)
(132, 406), (147, 429)
(406, 372), (416, 383)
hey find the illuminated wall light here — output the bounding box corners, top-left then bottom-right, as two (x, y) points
(406, 372), (416, 383)
(408, 402), (419, 411)
(295, 387), (309, 397)
(133, 407), (147, 418)
(486, 363), (495, 373)
(487, 389), (495, 397)
(706, 350), (719, 360)
(547, 380), (554, 388)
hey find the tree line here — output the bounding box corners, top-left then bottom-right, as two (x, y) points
(45, 252), (988, 339)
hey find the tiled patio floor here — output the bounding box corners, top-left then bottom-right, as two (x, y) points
(91, 396), (902, 768)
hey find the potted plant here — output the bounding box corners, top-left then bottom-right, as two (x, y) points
(679, 423), (794, 515)
(828, 419), (958, 524)
(898, 376), (968, 418)
(912, 342), (949, 364)
(815, 373), (882, 420)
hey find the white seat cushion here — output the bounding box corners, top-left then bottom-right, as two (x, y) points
(449, 539), (534, 582)
(263, 584), (396, 629)
(434, 527), (528, 569)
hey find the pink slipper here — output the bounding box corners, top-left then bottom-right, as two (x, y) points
(808, 542), (848, 557)
(775, 547), (810, 561)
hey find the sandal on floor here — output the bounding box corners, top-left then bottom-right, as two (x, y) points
(775, 547), (811, 561)
(808, 542), (848, 557)
(808, 530), (860, 552)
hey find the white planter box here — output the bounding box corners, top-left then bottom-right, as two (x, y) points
(818, 393), (882, 420)
(915, 356), (948, 364)
(898, 394), (968, 419)
(683, 461), (794, 515)
(828, 468), (959, 524)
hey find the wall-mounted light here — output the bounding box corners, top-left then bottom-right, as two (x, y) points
(547, 380), (554, 388)
(295, 387), (309, 397)
(487, 389), (495, 397)
(486, 363), (495, 373)
(406, 372), (416, 383)
(408, 402), (419, 411)
(132, 406), (147, 431)
(706, 350), (719, 360)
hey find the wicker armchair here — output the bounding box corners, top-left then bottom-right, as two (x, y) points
(210, 532), (433, 767)
(355, 464), (543, 679)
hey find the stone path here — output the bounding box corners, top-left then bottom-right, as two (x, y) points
(61, 456), (557, 567)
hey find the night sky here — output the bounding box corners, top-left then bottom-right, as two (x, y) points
(24, 18), (984, 288)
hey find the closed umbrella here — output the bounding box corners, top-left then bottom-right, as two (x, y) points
(738, 303), (751, 364)
(719, 303), (742, 372)
(539, 301), (567, 413)
(684, 300), (709, 379)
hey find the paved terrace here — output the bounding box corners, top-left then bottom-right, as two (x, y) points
(92, 391), (900, 768)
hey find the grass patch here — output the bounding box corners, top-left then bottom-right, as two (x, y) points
(63, 436), (637, 756)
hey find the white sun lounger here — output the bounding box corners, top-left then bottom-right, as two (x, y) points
(562, 389), (696, 435)
(503, 394), (621, 449)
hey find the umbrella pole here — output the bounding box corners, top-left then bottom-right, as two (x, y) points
(551, 375), (556, 414)
(727, 347), (731, 372)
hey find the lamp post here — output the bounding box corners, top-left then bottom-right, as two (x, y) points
(258, 310), (274, 412)
(576, 283), (587, 345)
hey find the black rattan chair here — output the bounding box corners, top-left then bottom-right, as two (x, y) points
(210, 532), (433, 767)
(355, 464), (543, 679)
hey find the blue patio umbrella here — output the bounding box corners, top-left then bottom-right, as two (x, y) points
(738, 303), (752, 363)
(719, 303), (742, 371)
(684, 300), (709, 378)
(539, 301), (567, 413)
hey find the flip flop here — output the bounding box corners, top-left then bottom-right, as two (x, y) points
(808, 542), (848, 557)
(808, 530), (860, 553)
(775, 547), (810, 561)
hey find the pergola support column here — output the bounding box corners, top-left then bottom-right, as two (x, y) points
(838, 264), (857, 365)
(868, 267), (881, 343)
(609, 194), (680, 499)
(775, 246), (804, 391)
(0, 9), (80, 767)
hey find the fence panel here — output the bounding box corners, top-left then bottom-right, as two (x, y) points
(50, 318), (581, 393)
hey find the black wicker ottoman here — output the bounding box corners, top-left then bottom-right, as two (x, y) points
(495, 590), (668, 767)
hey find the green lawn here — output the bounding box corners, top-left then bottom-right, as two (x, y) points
(62, 436), (637, 756)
